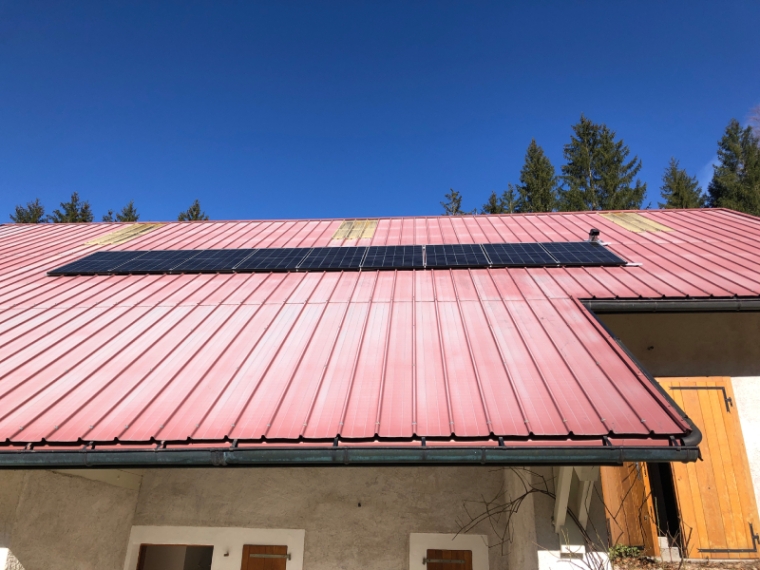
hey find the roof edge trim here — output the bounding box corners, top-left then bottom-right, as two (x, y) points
(583, 298), (760, 313)
(0, 445), (699, 469)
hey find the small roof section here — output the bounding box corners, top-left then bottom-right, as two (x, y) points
(2, 208), (758, 467)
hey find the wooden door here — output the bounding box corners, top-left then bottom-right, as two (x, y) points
(241, 545), (289, 570)
(600, 463), (660, 556)
(425, 549), (473, 570)
(659, 377), (760, 559)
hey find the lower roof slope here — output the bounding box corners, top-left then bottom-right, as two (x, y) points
(1, 208), (757, 465)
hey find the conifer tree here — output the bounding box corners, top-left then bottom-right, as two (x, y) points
(48, 192), (93, 223)
(178, 199), (209, 221)
(441, 189), (473, 215)
(481, 191), (503, 214)
(559, 115), (646, 211)
(708, 119), (760, 215)
(501, 185), (518, 214)
(103, 200), (140, 222)
(10, 198), (46, 223)
(658, 158), (705, 209)
(514, 140), (558, 212)
(480, 187), (519, 214)
(750, 105), (760, 141)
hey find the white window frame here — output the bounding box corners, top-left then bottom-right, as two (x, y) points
(409, 533), (489, 570)
(122, 525), (305, 570)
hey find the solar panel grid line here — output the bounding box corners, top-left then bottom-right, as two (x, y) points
(233, 247), (314, 272)
(296, 246), (369, 271)
(171, 248), (259, 273)
(361, 245), (425, 270)
(110, 249), (204, 274)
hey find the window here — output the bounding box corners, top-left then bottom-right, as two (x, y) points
(137, 545), (213, 570)
(425, 549), (473, 570)
(241, 545), (290, 570)
(122, 527), (304, 570)
(409, 534), (488, 570)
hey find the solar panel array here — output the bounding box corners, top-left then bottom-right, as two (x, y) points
(48, 242), (626, 276)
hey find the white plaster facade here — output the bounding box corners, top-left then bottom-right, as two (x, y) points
(0, 465), (610, 570)
(730, 376), (760, 505)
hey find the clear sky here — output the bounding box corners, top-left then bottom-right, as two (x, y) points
(1, 1), (759, 222)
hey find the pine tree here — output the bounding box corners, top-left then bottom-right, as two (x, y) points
(708, 119), (760, 215)
(103, 200), (140, 222)
(48, 192), (93, 223)
(441, 189), (473, 215)
(480, 187), (519, 214)
(658, 158), (705, 209)
(10, 198), (46, 223)
(178, 199), (209, 221)
(481, 191), (503, 214)
(515, 140), (558, 212)
(559, 115), (646, 211)
(750, 105), (760, 141)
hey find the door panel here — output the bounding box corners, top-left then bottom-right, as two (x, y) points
(659, 377), (760, 559)
(599, 463), (660, 556)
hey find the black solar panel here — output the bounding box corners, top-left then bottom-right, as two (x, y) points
(47, 250), (145, 276)
(483, 243), (558, 267)
(425, 244), (489, 268)
(112, 250), (201, 274)
(361, 246), (425, 270)
(48, 241), (627, 275)
(171, 249), (257, 273)
(234, 248), (312, 271)
(540, 241), (626, 266)
(298, 247), (368, 270)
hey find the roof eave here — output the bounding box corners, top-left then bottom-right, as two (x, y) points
(0, 444), (699, 469)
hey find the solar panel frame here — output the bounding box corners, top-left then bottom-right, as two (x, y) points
(360, 245), (425, 270)
(539, 241), (626, 266)
(297, 246), (368, 270)
(47, 250), (146, 276)
(170, 249), (258, 273)
(482, 242), (559, 267)
(110, 250), (202, 274)
(233, 247), (313, 272)
(424, 244), (489, 268)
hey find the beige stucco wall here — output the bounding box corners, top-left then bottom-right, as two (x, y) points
(730, 376), (760, 509)
(1, 466), (519, 570)
(132, 466), (508, 570)
(0, 470), (138, 570)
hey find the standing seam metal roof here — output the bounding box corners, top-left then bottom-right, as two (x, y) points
(1, 208), (757, 454)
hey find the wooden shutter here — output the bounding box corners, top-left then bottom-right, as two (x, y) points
(660, 377), (760, 559)
(425, 549), (473, 570)
(599, 463), (660, 556)
(241, 545), (289, 570)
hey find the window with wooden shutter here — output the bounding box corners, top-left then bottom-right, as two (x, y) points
(240, 545), (290, 570)
(424, 549), (473, 570)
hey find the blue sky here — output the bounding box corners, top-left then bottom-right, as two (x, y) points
(1, 1), (759, 222)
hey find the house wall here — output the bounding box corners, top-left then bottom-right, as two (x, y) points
(132, 466), (509, 570)
(1, 466), (529, 570)
(730, 376), (760, 508)
(0, 469), (138, 570)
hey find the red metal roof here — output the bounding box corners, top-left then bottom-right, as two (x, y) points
(1, 209), (758, 455)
